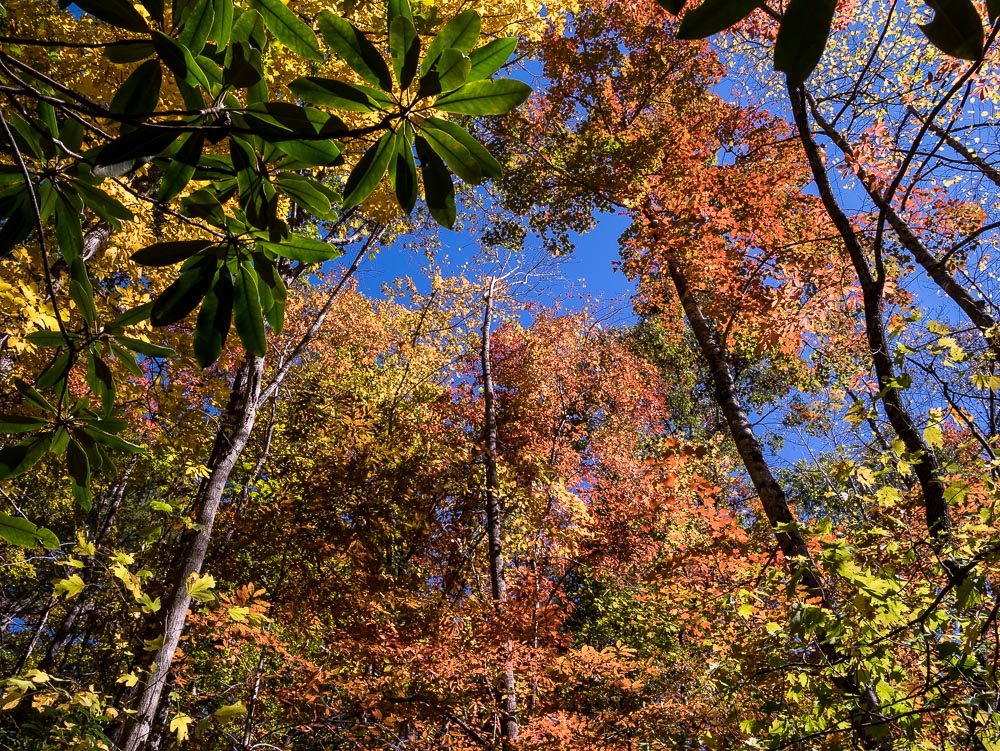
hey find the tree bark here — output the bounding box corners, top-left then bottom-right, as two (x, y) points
(790, 87), (954, 555)
(655, 236), (891, 749)
(480, 278), (519, 748)
(118, 354), (265, 751)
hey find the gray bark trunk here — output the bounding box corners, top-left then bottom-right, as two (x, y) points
(480, 279), (518, 747)
(119, 354), (264, 751)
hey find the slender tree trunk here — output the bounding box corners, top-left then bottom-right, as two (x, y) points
(118, 354), (265, 751)
(789, 87), (955, 557)
(656, 239), (891, 749)
(480, 278), (519, 748)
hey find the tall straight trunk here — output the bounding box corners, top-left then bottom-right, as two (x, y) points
(789, 87), (954, 556)
(657, 242), (891, 749)
(480, 278), (519, 747)
(119, 354), (265, 751)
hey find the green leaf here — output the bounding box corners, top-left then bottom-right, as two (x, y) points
(415, 135), (455, 229)
(774, 0), (837, 87)
(231, 137), (270, 230)
(0, 437), (49, 481)
(0, 512), (58, 549)
(15, 380), (55, 414)
(258, 236), (341, 263)
(468, 37), (517, 81)
(73, 181), (134, 227)
(418, 122), (480, 184)
(157, 132), (205, 202)
(92, 126), (180, 178)
(70, 280), (98, 327)
(233, 263), (267, 356)
(676, 0), (761, 39)
(79, 424), (143, 454)
(289, 76), (393, 112)
(109, 59), (162, 118)
(317, 12), (393, 92)
(421, 117), (501, 179)
(140, 0), (165, 25)
(152, 31), (211, 90)
(273, 138), (343, 167)
(388, 0), (413, 29)
(389, 122), (417, 213)
(108, 302), (154, 330)
(343, 130), (395, 208)
(25, 330), (67, 348)
(276, 174), (333, 217)
(104, 41), (157, 64)
(390, 15), (420, 90)
(210, 0), (234, 45)
(72, 0), (150, 33)
(435, 48), (472, 93)
(54, 193), (84, 262)
(421, 9), (481, 74)
(178, 0), (215, 55)
(0, 415), (50, 433)
(115, 335), (177, 358)
(66, 438), (91, 491)
(920, 0), (984, 60)
(433, 79), (531, 115)
(150, 257), (219, 326)
(132, 239), (215, 266)
(36, 351), (72, 391)
(194, 270), (234, 367)
(245, 0), (322, 60)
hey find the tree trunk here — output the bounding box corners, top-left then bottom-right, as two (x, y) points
(657, 240), (891, 749)
(118, 354), (265, 751)
(480, 278), (519, 748)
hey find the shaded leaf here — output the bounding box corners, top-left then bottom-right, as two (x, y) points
(258, 236), (341, 263)
(289, 76), (393, 112)
(318, 12), (393, 91)
(194, 270), (234, 367)
(343, 130), (395, 208)
(390, 15), (420, 90)
(422, 117), (501, 179)
(676, 0), (761, 39)
(92, 126), (180, 178)
(132, 239), (215, 266)
(246, 0), (322, 60)
(109, 59), (162, 118)
(416, 135), (455, 229)
(233, 263), (267, 356)
(920, 0), (984, 60)
(73, 0), (150, 33)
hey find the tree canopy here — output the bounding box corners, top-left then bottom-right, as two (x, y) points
(1, 1), (999, 750)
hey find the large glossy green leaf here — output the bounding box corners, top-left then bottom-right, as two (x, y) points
(433, 79), (531, 115)
(178, 0), (215, 55)
(233, 263), (267, 356)
(389, 123), (417, 213)
(920, 0), (984, 60)
(150, 257), (218, 326)
(676, 0), (761, 39)
(132, 239), (215, 266)
(105, 41), (157, 63)
(415, 135), (455, 229)
(289, 76), (393, 112)
(343, 130), (395, 208)
(468, 37), (517, 81)
(318, 12), (393, 91)
(276, 174), (333, 217)
(109, 60), (162, 118)
(774, 0), (837, 88)
(157, 132), (204, 202)
(194, 270), (234, 367)
(0, 511), (58, 549)
(73, 0), (150, 33)
(231, 137), (270, 229)
(210, 0), (234, 45)
(115, 335), (177, 358)
(246, 0), (322, 60)
(258, 236), (341, 263)
(152, 31), (211, 90)
(655, 0), (687, 12)
(73, 181), (134, 227)
(92, 126), (181, 177)
(422, 117), (501, 179)
(0, 415), (50, 433)
(140, 0), (165, 25)
(435, 48), (472, 93)
(0, 436), (49, 482)
(388, 0), (413, 28)
(390, 15), (420, 89)
(273, 138), (343, 166)
(418, 123), (480, 184)
(421, 9), (481, 74)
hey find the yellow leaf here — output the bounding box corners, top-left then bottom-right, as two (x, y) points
(117, 672), (139, 688)
(185, 571), (216, 603)
(923, 424), (944, 449)
(213, 701), (248, 723)
(55, 575), (85, 600)
(170, 712), (194, 743)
